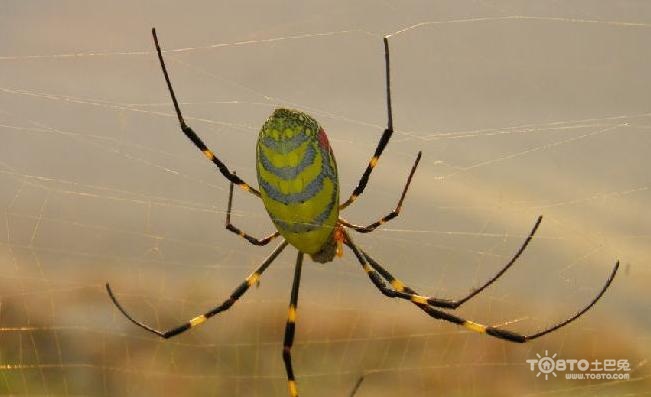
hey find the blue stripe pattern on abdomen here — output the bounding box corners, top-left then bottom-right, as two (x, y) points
(256, 108), (339, 255)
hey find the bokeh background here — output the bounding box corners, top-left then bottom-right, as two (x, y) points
(1, 1), (649, 396)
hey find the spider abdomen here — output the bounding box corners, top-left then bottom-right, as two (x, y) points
(256, 108), (339, 259)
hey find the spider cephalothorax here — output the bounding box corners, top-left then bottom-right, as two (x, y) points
(106, 28), (619, 397)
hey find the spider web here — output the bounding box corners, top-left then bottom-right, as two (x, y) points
(0, 2), (650, 396)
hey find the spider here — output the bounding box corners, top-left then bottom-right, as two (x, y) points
(106, 28), (619, 397)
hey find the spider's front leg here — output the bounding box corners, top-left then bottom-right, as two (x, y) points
(106, 240), (288, 339)
(152, 28), (259, 197)
(344, 231), (618, 343)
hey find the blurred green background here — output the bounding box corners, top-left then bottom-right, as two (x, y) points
(0, 1), (649, 396)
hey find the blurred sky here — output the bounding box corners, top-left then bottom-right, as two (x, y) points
(0, 1), (649, 396)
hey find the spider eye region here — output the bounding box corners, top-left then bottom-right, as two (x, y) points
(256, 108), (340, 260)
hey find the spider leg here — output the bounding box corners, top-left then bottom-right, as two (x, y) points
(106, 240), (288, 338)
(340, 37), (394, 210)
(361, 216), (543, 308)
(340, 151), (421, 233)
(348, 376), (365, 397)
(225, 174), (279, 246)
(344, 232), (618, 343)
(283, 252), (304, 397)
(152, 28), (260, 197)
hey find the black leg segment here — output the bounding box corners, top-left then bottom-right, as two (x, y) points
(106, 240), (288, 338)
(225, 176), (279, 245)
(344, 231), (618, 343)
(340, 37), (396, 210)
(283, 252), (304, 397)
(152, 28), (260, 197)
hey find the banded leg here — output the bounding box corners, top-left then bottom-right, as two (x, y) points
(283, 252), (304, 397)
(226, 176), (279, 246)
(344, 232), (619, 343)
(363, 216), (543, 308)
(340, 37), (395, 210)
(106, 240), (288, 338)
(152, 28), (260, 197)
(340, 151), (422, 233)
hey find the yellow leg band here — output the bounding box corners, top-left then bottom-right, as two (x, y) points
(288, 380), (298, 397)
(464, 320), (487, 334)
(410, 294), (428, 305)
(189, 314), (207, 327)
(391, 279), (405, 292)
(202, 150), (214, 160)
(247, 272), (260, 287)
(288, 304), (297, 323)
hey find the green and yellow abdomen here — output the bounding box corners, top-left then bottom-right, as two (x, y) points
(256, 109), (339, 260)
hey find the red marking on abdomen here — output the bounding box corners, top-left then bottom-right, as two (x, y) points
(317, 128), (331, 150)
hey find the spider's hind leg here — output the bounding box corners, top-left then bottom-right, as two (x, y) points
(340, 37), (396, 210)
(282, 252), (304, 397)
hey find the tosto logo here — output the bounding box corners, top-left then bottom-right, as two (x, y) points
(526, 350), (631, 381)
